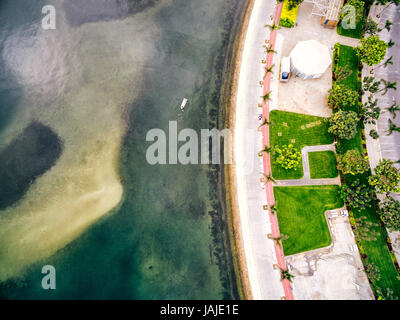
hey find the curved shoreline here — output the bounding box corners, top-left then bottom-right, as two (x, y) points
(224, 0), (256, 300)
(226, 0), (294, 300)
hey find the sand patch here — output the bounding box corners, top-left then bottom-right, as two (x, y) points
(0, 3), (161, 281)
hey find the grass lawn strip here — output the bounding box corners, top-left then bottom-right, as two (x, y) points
(334, 44), (400, 296)
(337, 7), (365, 39)
(309, 151), (338, 179)
(274, 185), (344, 256)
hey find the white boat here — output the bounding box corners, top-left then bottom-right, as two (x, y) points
(180, 98), (188, 110)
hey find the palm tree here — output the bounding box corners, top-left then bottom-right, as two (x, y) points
(269, 203), (278, 215)
(262, 173), (276, 184)
(386, 100), (400, 119)
(334, 65), (352, 82)
(258, 117), (272, 129)
(259, 145), (274, 156)
(379, 79), (397, 95)
(265, 64), (274, 74)
(268, 234), (289, 247)
(386, 119), (400, 135)
(385, 20), (392, 32)
(362, 76), (381, 93)
(264, 22), (279, 31)
(387, 39), (395, 48)
(266, 46), (277, 54)
(382, 56), (393, 68)
(261, 91), (272, 102)
(279, 267), (294, 283)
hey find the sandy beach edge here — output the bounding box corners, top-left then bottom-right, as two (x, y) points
(223, 0), (257, 300)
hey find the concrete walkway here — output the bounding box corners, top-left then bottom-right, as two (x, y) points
(234, 0), (287, 300)
(275, 144), (341, 187)
(261, 2), (295, 300)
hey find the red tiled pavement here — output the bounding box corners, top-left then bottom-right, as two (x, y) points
(261, 2), (295, 300)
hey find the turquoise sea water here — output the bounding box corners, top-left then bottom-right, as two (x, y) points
(0, 0), (245, 299)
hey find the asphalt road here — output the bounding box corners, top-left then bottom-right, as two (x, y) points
(374, 4), (400, 196)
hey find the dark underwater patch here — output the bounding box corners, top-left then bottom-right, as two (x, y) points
(64, 0), (161, 27)
(0, 122), (63, 210)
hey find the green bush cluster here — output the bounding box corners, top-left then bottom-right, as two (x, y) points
(356, 36), (388, 66)
(279, 18), (294, 28)
(337, 149), (370, 175)
(339, 0), (365, 23)
(328, 110), (360, 140)
(369, 129), (379, 139)
(369, 159), (400, 194)
(327, 85), (359, 110)
(275, 144), (302, 170)
(379, 196), (400, 232)
(340, 179), (373, 210)
(287, 0), (303, 10)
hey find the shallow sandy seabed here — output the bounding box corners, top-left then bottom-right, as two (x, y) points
(0, 1), (163, 281)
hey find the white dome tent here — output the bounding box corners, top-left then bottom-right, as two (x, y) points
(289, 40), (332, 80)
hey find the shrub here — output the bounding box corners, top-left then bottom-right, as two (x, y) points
(279, 0), (299, 28)
(339, 0), (364, 23)
(287, 0), (303, 10)
(358, 243), (366, 256)
(361, 96), (381, 125)
(337, 149), (370, 175)
(379, 196), (400, 232)
(340, 179), (374, 210)
(356, 36), (388, 66)
(363, 17), (379, 36)
(275, 144), (302, 170)
(328, 110), (360, 140)
(279, 18), (294, 28)
(333, 65), (353, 83)
(369, 158), (400, 194)
(365, 263), (381, 283)
(369, 129), (379, 139)
(327, 85), (359, 110)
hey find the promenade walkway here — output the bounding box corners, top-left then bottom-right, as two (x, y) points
(234, 0), (286, 300)
(260, 1), (295, 300)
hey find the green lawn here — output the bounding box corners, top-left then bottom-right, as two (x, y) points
(337, 8), (365, 39)
(335, 45), (360, 93)
(354, 205), (400, 296)
(309, 151), (338, 179)
(334, 44), (364, 155)
(269, 110), (333, 179)
(334, 44), (400, 296)
(274, 186), (344, 256)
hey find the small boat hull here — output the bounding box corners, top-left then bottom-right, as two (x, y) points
(180, 98), (188, 110)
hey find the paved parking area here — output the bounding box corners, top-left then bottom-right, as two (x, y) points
(364, 3), (400, 268)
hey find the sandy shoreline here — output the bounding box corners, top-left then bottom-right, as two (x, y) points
(225, 0), (256, 300)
